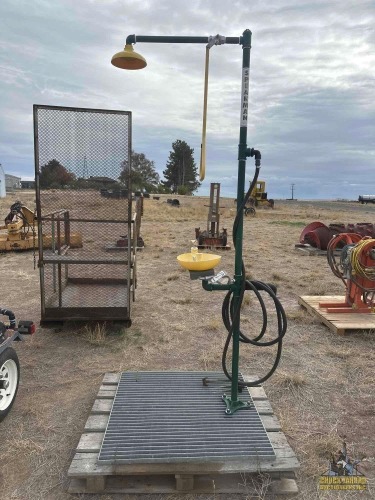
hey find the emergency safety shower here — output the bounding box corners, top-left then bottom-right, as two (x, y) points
(111, 31), (287, 416)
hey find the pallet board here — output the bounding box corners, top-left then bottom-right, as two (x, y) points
(191, 238), (231, 251)
(299, 295), (375, 335)
(197, 244), (231, 250)
(294, 243), (341, 256)
(68, 372), (299, 495)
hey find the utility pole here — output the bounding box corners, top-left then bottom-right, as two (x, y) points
(291, 183), (295, 200)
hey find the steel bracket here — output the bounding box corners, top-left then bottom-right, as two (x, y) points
(222, 393), (251, 415)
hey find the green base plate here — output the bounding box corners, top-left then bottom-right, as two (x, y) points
(222, 393), (252, 415)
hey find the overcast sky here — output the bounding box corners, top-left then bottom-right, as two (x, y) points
(1, 0), (374, 199)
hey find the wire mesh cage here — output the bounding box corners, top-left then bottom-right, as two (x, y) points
(33, 105), (134, 324)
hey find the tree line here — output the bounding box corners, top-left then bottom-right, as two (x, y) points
(39, 139), (200, 195)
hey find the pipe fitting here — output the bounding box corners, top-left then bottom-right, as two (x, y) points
(248, 148), (261, 167)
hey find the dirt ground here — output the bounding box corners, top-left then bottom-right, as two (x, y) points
(0, 193), (374, 500)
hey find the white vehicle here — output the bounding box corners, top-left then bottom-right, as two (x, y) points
(0, 309), (35, 421)
(358, 195), (375, 204)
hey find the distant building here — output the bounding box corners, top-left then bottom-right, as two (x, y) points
(21, 180), (35, 190)
(0, 164), (5, 198)
(5, 174), (21, 190)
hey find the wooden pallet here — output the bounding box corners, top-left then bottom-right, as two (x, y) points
(197, 244), (231, 251)
(299, 295), (375, 335)
(294, 243), (341, 256)
(191, 239), (231, 251)
(68, 373), (299, 495)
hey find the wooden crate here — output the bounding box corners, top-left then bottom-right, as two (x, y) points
(299, 295), (375, 335)
(68, 373), (299, 496)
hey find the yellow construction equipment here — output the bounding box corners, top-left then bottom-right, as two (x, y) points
(248, 180), (274, 208)
(0, 201), (82, 251)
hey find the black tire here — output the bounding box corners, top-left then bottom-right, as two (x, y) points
(245, 207), (256, 217)
(0, 347), (20, 422)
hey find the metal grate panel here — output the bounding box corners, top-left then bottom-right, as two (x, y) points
(98, 371), (275, 464)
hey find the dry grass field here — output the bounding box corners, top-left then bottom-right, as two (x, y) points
(0, 191), (374, 499)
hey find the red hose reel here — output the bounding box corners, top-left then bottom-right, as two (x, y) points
(320, 234), (375, 313)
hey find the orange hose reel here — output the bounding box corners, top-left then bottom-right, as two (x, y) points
(320, 234), (375, 313)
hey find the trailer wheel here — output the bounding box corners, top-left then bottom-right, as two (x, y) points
(245, 207), (256, 217)
(0, 347), (20, 421)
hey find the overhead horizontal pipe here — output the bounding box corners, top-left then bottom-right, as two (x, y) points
(125, 34), (242, 45)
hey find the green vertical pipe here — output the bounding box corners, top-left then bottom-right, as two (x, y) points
(231, 29), (252, 403)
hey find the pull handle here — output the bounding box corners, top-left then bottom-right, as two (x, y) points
(199, 46), (210, 181)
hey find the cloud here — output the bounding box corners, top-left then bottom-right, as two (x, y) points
(0, 0), (374, 199)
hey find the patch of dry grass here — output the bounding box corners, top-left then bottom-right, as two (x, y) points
(16, 269), (34, 280)
(313, 434), (343, 460)
(291, 432), (344, 482)
(273, 371), (307, 391)
(0, 191), (35, 212)
(166, 272), (180, 281)
(171, 297), (192, 305)
(143, 196), (209, 222)
(285, 308), (310, 322)
(241, 294), (252, 307)
(270, 220), (307, 227)
(199, 350), (221, 371)
(325, 347), (353, 359)
(271, 272), (283, 281)
(206, 318), (221, 330)
(304, 281), (329, 295)
(3, 424), (47, 460)
(83, 322), (107, 346)
(240, 472), (272, 499)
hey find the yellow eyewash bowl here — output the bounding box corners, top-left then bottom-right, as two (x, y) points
(177, 251), (221, 271)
